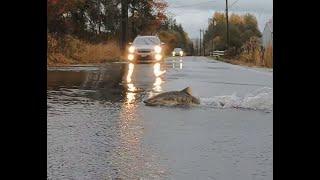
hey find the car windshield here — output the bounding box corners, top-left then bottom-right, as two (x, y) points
(133, 37), (160, 45)
(174, 48), (182, 52)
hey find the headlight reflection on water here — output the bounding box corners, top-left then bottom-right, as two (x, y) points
(172, 59), (183, 69)
(126, 91), (136, 104)
(153, 77), (163, 92)
(150, 62), (166, 97)
(126, 63), (134, 84)
(153, 62), (166, 77)
(126, 63), (137, 104)
(119, 62), (144, 178)
(125, 62), (168, 102)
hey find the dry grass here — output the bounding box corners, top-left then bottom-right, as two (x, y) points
(47, 53), (75, 66)
(211, 44), (273, 68)
(229, 46), (273, 68)
(75, 41), (122, 63)
(263, 45), (273, 67)
(47, 34), (123, 66)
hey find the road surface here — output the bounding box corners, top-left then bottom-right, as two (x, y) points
(47, 56), (273, 180)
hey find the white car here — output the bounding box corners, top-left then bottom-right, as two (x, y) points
(127, 35), (165, 63)
(172, 48), (183, 56)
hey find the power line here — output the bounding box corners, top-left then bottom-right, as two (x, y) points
(170, 0), (217, 9)
(166, 0), (208, 4)
(171, 11), (205, 16)
(229, 0), (240, 8)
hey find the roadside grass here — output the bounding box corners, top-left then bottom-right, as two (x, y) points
(207, 46), (273, 68)
(47, 34), (125, 66)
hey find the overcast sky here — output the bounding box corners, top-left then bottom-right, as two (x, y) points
(165, 0), (273, 39)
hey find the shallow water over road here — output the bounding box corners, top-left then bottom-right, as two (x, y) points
(48, 57), (273, 180)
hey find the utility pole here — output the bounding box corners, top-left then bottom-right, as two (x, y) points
(208, 18), (216, 54)
(225, 0), (229, 59)
(212, 37), (214, 52)
(196, 38), (199, 56)
(98, 0), (101, 34)
(199, 29), (202, 56)
(203, 29), (205, 56)
(120, 0), (128, 55)
(131, 0), (136, 41)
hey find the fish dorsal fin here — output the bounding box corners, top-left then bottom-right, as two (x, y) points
(181, 87), (192, 95)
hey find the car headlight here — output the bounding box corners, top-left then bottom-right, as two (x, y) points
(154, 46), (162, 53)
(129, 46), (135, 53)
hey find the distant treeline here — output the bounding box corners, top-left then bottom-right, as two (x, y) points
(202, 12), (262, 56)
(201, 12), (272, 67)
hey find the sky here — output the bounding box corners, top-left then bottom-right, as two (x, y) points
(164, 0), (273, 39)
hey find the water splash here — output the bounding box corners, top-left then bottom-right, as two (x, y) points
(201, 87), (273, 112)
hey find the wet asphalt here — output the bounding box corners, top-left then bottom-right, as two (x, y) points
(47, 56), (273, 180)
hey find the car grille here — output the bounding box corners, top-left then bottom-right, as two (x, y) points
(137, 49), (152, 53)
(137, 54), (152, 59)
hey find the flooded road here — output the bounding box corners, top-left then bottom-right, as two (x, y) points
(47, 57), (273, 180)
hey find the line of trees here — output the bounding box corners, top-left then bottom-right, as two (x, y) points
(203, 12), (261, 57)
(48, 0), (167, 40)
(48, 0), (193, 55)
(157, 17), (194, 55)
